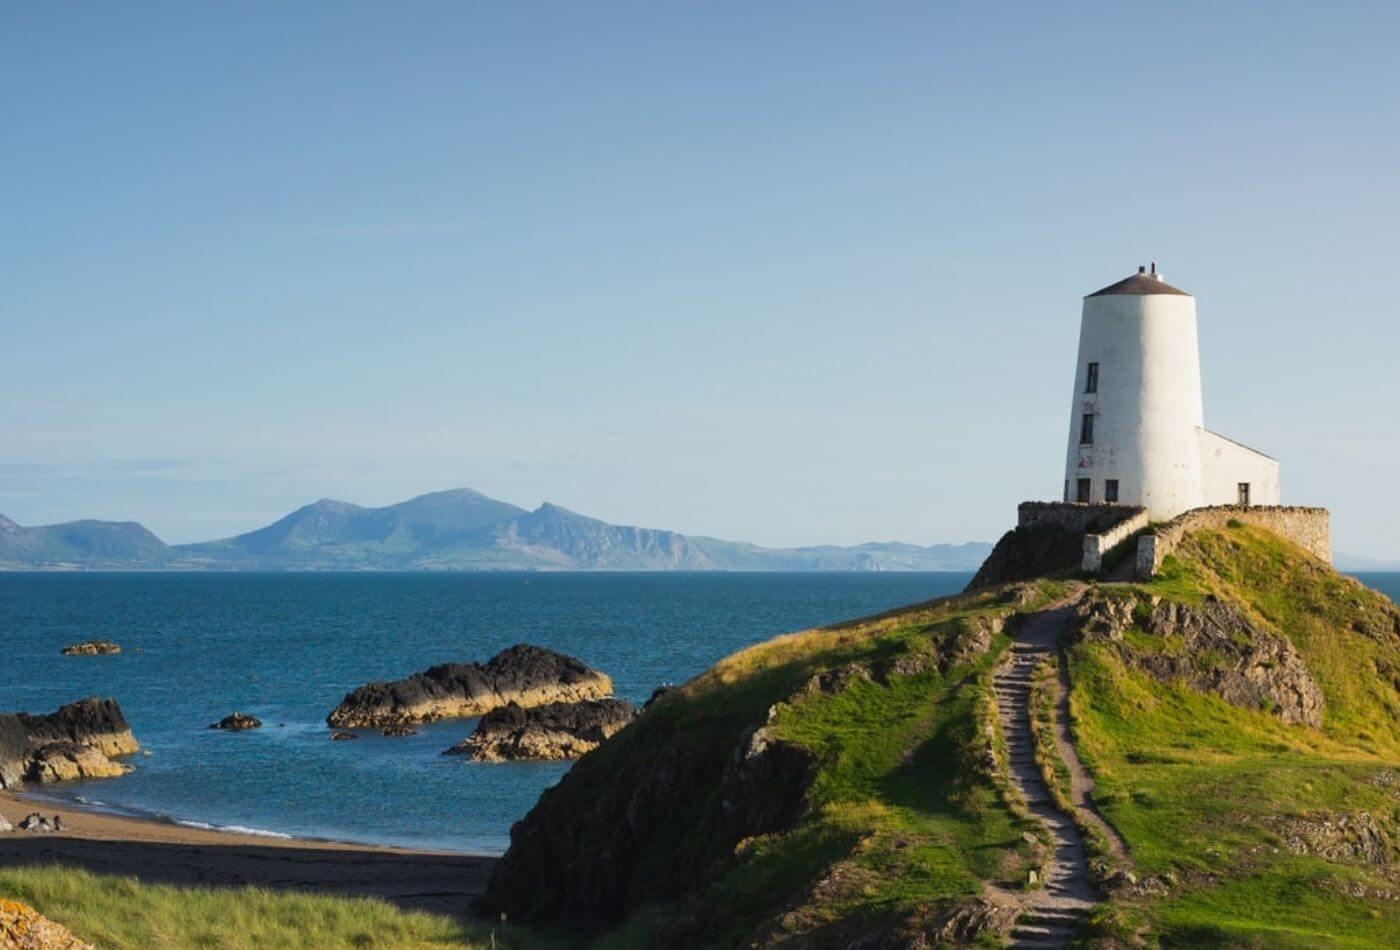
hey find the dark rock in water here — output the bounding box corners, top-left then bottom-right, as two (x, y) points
(0, 698), (140, 789)
(209, 713), (262, 731)
(329, 731), (359, 741)
(443, 699), (636, 762)
(381, 725), (418, 737)
(1074, 594), (1325, 726)
(60, 640), (121, 656)
(326, 644), (612, 728)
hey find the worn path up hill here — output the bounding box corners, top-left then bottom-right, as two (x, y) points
(994, 593), (1099, 948)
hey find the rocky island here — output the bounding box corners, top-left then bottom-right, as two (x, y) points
(60, 640), (121, 656)
(327, 644), (612, 728)
(443, 698), (636, 762)
(0, 698), (139, 787)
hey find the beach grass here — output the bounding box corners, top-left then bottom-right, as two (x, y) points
(0, 864), (514, 949)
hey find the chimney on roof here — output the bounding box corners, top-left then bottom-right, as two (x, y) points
(1150, 261), (1161, 280)
(1138, 265), (1147, 274)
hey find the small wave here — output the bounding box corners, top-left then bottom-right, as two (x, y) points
(172, 819), (292, 839)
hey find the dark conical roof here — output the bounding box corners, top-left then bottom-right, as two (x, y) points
(1086, 271), (1191, 298)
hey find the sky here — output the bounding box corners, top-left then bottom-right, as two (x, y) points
(3, 2), (1398, 557)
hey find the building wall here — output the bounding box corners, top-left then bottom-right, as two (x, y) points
(1063, 291), (1205, 519)
(1135, 505), (1330, 578)
(1198, 430), (1281, 507)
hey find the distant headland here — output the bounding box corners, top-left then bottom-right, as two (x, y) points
(0, 487), (990, 572)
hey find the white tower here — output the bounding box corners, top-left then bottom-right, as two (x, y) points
(1062, 264), (1277, 521)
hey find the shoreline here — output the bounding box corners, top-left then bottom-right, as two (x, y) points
(0, 789), (497, 917)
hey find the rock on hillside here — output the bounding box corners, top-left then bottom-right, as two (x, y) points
(443, 698), (636, 762)
(0, 898), (94, 949)
(0, 698), (139, 788)
(1074, 593), (1325, 726)
(327, 645), (612, 728)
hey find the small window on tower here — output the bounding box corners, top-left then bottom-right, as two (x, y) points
(1085, 362), (1099, 394)
(1080, 413), (1095, 445)
(1105, 479), (1119, 503)
(1076, 478), (1091, 503)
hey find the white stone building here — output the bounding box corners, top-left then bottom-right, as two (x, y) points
(1063, 265), (1279, 521)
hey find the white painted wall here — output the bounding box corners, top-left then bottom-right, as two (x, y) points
(1198, 430), (1281, 506)
(1063, 287), (1205, 519)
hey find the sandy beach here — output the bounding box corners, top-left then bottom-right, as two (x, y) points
(0, 791), (495, 918)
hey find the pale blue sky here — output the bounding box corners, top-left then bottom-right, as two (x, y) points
(4, 2), (1398, 556)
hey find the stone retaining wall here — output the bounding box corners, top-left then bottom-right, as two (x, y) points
(1017, 501), (1147, 535)
(1135, 505), (1330, 579)
(1082, 509), (1152, 572)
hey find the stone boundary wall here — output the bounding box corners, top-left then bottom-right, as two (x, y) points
(1135, 505), (1330, 579)
(1082, 509), (1152, 572)
(1017, 502), (1147, 535)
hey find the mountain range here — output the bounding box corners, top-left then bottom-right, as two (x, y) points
(0, 489), (991, 572)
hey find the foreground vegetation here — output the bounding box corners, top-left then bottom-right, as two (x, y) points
(0, 865), (505, 950)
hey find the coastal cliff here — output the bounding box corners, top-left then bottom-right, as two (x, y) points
(327, 645), (612, 728)
(481, 523), (1400, 947)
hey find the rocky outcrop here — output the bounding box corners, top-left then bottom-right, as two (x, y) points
(60, 640), (120, 656)
(17, 698), (138, 759)
(0, 698), (139, 789)
(967, 523), (1084, 591)
(18, 813), (65, 833)
(327, 645), (612, 728)
(1262, 811), (1394, 864)
(381, 725), (417, 737)
(1074, 595), (1324, 726)
(27, 742), (132, 782)
(443, 699), (636, 762)
(0, 898), (94, 949)
(209, 713), (262, 731)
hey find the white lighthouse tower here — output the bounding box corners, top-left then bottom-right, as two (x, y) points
(1063, 265), (1279, 520)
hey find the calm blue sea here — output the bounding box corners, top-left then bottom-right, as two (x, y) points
(0, 572), (981, 853)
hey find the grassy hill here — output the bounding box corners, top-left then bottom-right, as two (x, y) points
(482, 523), (1400, 947)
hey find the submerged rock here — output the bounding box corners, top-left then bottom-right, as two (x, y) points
(381, 725), (418, 737)
(443, 699), (636, 762)
(327, 644), (613, 728)
(209, 713), (262, 731)
(0, 698), (140, 789)
(329, 731), (359, 741)
(60, 640), (121, 656)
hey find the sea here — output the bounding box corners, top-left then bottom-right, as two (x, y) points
(5, 571), (1397, 855)
(0, 571), (983, 853)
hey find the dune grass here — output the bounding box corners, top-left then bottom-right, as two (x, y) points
(0, 865), (510, 950)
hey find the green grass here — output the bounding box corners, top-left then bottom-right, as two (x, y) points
(1068, 526), (1400, 945)
(0, 865), (508, 950)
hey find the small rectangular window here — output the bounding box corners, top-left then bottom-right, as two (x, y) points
(1105, 479), (1119, 503)
(1080, 413), (1094, 445)
(1076, 478), (1091, 503)
(1085, 362), (1099, 394)
(1238, 482), (1251, 507)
